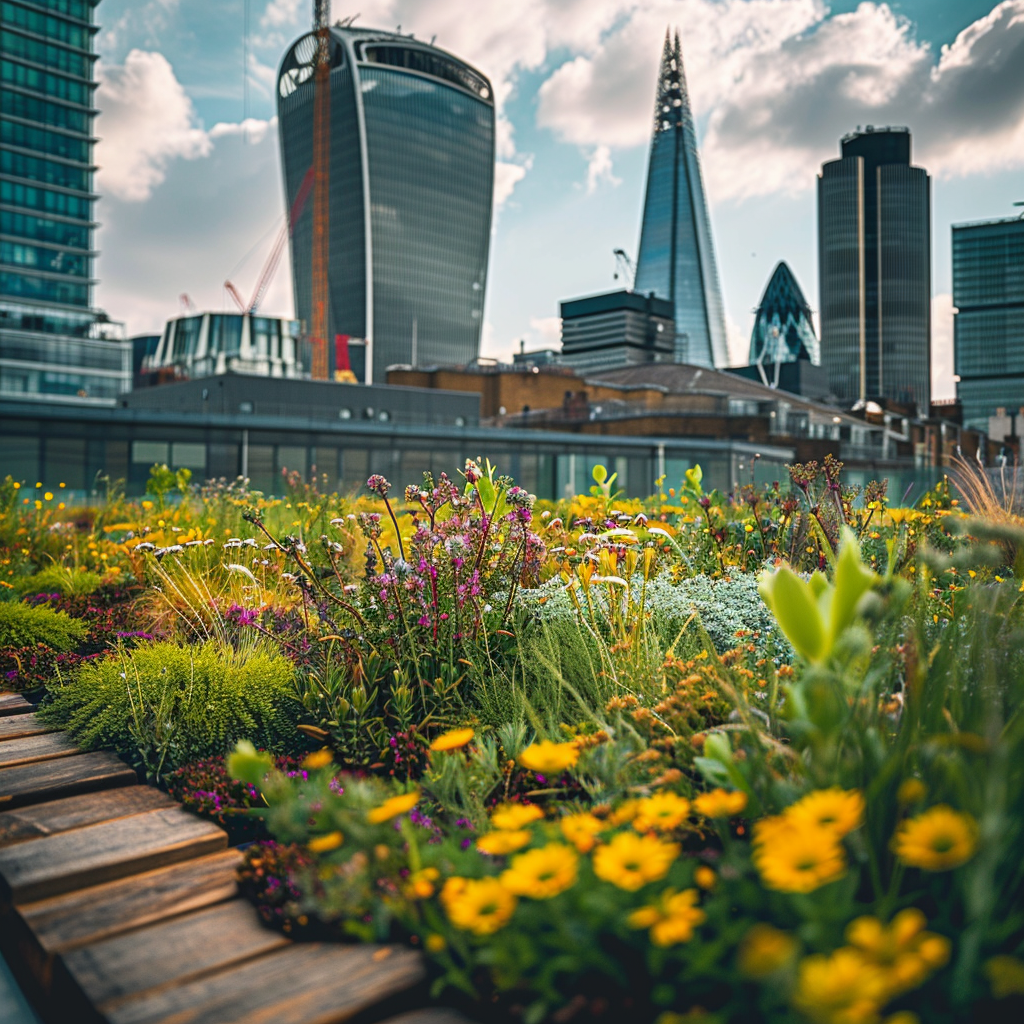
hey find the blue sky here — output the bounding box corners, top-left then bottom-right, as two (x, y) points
(92, 1), (1024, 397)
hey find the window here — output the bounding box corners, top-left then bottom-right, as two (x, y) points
(171, 442), (206, 470)
(131, 441), (168, 464)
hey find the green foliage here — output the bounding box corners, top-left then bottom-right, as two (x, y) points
(0, 600), (88, 652)
(41, 640), (306, 779)
(145, 463), (192, 508)
(16, 564), (103, 598)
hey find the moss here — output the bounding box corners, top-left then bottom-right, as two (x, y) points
(0, 600), (89, 652)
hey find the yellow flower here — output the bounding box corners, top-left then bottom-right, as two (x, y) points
(477, 830), (532, 855)
(628, 887), (705, 946)
(592, 831), (680, 891)
(367, 789), (421, 824)
(633, 792), (691, 832)
(518, 740), (580, 774)
(893, 805), (977, 871)
(403, 867), (440, 899)
(793, 947), (889, 1024)
(560, 812), (605, 853)
(786, 788), (864, 837)
(609, 799), (641, 825)
(443, 876), (517, 935)
(985, 955), (1024, 998)
(738, 924), (798, 978)
(693, 789), (748, 818)
(44, 491), (53, 501)
(302, 748), (334, 770)
(846, 909), (950, 998)
(430, 727), (475, 752)
(307, 831), (344, 853)
(888, 508), (911, 525)
(425, 933), (447, 953)
(501, 843), (579, 899)
(490, 802), (544, 830)
(896, 779), (927, 805)
(693, 865), (716, 890)
(752, 817), (847, 893)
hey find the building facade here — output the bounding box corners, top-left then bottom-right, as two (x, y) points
(559, 290), (674, 374)
(749, 261), (819, 370)
(953, 216), (1024, 432)
(277, 27), (495, 384)
(633, 31), (728, 369)
(818, 126), (931, 415)
(0, 0), (130, 405)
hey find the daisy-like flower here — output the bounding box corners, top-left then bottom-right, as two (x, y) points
(893, 805), (977, 871)
(490, 802), (544, 831)
(477, 830), (532, 855)
(560, 812), (604, 853)
(845, 908), (951, 998)
(752, 817), (846, 893)
(786, 788), (864, 837)
(403, 867), (440, 900)
(501, 843), (579, 899)
(592, 831), (680, 891)
(693, 788), (748, 819)
(632, 792), (691, 832)
(367, 790), (420, 824)
(737, 924), (798, 978)
(518, 740), (579, 774)
(429, 728), (475, 752)
(627, 887), (705, 946)
(792, 947), (889, 1024)
(443, 876), (517, 935)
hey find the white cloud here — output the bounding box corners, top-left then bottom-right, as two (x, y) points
(528, 316), (561, 348)
(494, 160), (530, 210)
(585, 145), (621, 193)
(931, 293), (955, 401)
(95, 50), (211, 202)
(260, 0), (304, 29)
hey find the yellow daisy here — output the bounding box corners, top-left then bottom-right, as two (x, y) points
(501, 843), (579, 899)
(592, 831), (680, 891)
(737, 924), (798, 978)
(632, 792), (691, 832)
(367, 789), (420, 824)
(786, 788), (864, 837)
(476, 830), (532, 855)
(560, 812), (605, 853)
(693, 789), (748, 819)
(518, 740), (580, 774)
(752, 817), (846, 893)
(893, 805), (977, 871)
(443, 876), (517, 935)
(627, 887), (705, 946)
(793, 948), (889, 1024)
(429, 727), (475, 752)
(490, 802), (544, 831)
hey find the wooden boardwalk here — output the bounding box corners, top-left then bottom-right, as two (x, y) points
(0, 693), (470, 1024)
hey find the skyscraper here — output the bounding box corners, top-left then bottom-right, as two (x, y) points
(749, 261), (819, 367)
(953, 215), (1024, 431)
(277, 26), (495, 384)
(818, 126), (931, 414)
(0, 0), (129, 407)
(634, 31), (727, 369)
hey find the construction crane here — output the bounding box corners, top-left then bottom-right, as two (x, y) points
(309, 0), (332, 380)
(613, 248), (636, 289)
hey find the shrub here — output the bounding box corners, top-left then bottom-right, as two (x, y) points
(41, 640), (307, 779)
(16, 564), (102, 598)
(0, 600), (88, 652)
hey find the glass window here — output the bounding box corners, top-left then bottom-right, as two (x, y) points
(0, 59), (93, 105)
(277, 445), (307, 477)
(0, 86), (92, 132)
(0, 239), (90, 276)
(0, 269), (89, 304)
(0, 29), (93, 77)
(0, 148), (91, 191)
(0, 119), (90, 163)
(0, 179), (93, 219)
(0, 300), (94, 335)
(131, 441), (169, 465)
(0, 209), (90, 249)
(43, 436), (85, 489)
(0, 3), (93, 51)
(171, 442), (206, 470)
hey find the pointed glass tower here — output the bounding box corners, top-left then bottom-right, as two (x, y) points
(749, 261), (819, 367)
(634, 31), (728, 369)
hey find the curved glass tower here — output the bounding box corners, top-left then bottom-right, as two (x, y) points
(277, 27), (495, 383)
(749, 261), (819, 367)
(634, 31), (727, 369)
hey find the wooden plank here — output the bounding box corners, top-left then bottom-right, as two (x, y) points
(0, 806), (226, 904)
(0, 693), (32, 718)
(0, 750), (136, 809)
(0, 713), (55, 742)
(105, 943), (426, 1024)
(18, 848), (243, 955)
(0, 732), (82, 768)
(61, 899), (289, 1010)
(0, 786), (174, 848)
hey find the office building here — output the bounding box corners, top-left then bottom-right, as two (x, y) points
(818, 126), (931, 415)
(559, 290), (675, 373)
(277, 26), (495, 383)
(633, 31), (728, 369)
(953, 216), (1024, 431)
(749, 261), (819, 368)
(0, 0), (130, 404)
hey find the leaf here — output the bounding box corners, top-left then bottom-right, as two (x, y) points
(759, 565), (826, 663)
(592, 464), (608, 485)
(829, 527), (877, 643)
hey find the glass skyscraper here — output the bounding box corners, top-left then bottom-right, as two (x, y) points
(953, 216), (1024, 431)
(818, 127), (931, 415)
(749, 261), (819, 367)
(633, 31), (727, 369)
(277, 27), (495, 384)
(0, 0), (128, 405)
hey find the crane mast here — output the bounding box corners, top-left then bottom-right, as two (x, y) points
(309, 0), (332, 379)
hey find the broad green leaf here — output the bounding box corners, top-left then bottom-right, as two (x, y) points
(759, 565), (826, 663)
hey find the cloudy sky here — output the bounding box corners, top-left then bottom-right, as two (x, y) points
(93, 0), (1024, 398)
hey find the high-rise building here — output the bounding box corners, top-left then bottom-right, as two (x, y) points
(953, 215), (1024, 431)
(277, 26), (495, 384)
(0, 0), (130, 405)
(559, 290), (675, 373)
(749, 261), (819, 367)
(818, 126), (931, 414)
(634, 31), (727, 369)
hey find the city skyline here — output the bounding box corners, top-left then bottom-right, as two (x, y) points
(87, 1), (1024, 398)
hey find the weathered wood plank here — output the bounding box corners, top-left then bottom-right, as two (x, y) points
(0, 732), (82, 768)
(61, 899), (289, 1010)
(0, 786), (174, 848)
(0, 693), (32, 718)
(105, 943), (426, 1024)
(18, 848), (243, 955)
(0, 713), (55, 742)
(0, 751), (136, 809)
(0, 806), (226, 904)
